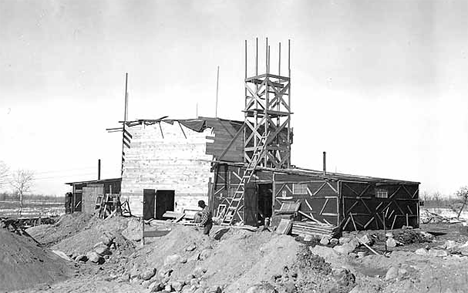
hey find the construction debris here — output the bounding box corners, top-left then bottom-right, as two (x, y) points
(291, 220), (339, 238)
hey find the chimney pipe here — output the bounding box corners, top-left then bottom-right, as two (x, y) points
(323, 152), (326, 175)
(98, 159), (101, 180)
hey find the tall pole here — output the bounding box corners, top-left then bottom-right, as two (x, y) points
(121, 73), (128, 175)
(98, 159), (101, 180)
(215, 66), (220, 118)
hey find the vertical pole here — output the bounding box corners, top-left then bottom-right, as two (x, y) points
(278, 42), (281, 76)
(323, 152), (327, 175)
(287, 39), (291, 168)
(98, 159), (101, 180)
(121, 73), (128, 175)
(244, 40), (248, 164)
(215, 66), (220, 118)
(265, 37), (268, 73)
(255, 38), (258, 76)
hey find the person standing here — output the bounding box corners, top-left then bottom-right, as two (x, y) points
(197, 200), (212, 236)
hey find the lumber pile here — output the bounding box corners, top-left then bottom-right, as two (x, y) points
(291, 221), (339, 238)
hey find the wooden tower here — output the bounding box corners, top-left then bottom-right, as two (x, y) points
(243, 38), (292, 169)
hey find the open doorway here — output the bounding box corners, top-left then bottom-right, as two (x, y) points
(143, 189), (175, 220)
(258, 184), (273, 225)
(155, 190), (175, 220)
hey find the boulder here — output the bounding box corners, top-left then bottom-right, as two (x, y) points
(122, 219), (143, 241)
(385, 266), (398, 280)
(415, 248), (428, 256)
(333, 243), (356, 255)
(329, 238), (339, 245)
(171, 280), (184, 291)
(86, 251), (102, 264)
(192, 266), (207, 278)
(140, 267), (157, 281)
(339, 237), (351, 245)
(320, 236), (330, 246)
(94, 244), (110, 256)
(185, 244), (197, 252)
(303, 235), (313, 242)
(164, 254), (182, 266)
(386, 238), (397, 248)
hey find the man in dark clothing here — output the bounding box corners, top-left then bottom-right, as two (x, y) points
(197, 200), (212, 236)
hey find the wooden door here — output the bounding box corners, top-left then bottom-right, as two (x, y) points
(155, 190), (175, 220)
(143, 189), (156, 220)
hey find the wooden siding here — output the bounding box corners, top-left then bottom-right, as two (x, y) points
(121, 122), (213, 217)
(340, 181), (419, 231)
(274, 178), (340, 225)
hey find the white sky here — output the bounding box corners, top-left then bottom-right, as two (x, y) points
(1, 0), (467, 197)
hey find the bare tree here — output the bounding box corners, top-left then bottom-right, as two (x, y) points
(0, 161), (9, 188)
(10, 169), (34, 216)
(453, 186), (468, 219)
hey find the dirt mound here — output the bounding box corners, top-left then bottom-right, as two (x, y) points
(27, 213), (94, 246)
(118, 225), (310, 292)
(0, 225), (73, 292)
(52, 215), (133, 259)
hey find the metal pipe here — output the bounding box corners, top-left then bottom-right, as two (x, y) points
(323, 151), (327, 175)
(98, 159), (101, 180)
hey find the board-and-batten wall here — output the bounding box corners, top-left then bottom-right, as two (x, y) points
(121, 121), (214, 217)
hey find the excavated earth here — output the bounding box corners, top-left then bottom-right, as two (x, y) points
(2, 214), (468, 293)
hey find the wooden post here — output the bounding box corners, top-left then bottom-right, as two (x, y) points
(141, 218), (145, 246)
(98, 159), (101, 180)
(406, 213), (409, 227)
(215, 66), (220, 118)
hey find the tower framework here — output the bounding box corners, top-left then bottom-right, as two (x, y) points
(244, 38), (292, 169)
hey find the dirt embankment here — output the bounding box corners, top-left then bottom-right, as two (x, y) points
(9, 214), (468, 293)
(0, 220), (74, 292)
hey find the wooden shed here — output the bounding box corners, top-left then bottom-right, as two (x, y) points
(65, 178), (121, 214)
(211, 164), (420, 231)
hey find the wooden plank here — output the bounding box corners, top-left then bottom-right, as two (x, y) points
(275, 219), (293, 235)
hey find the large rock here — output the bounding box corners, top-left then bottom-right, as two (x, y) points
(94, 244), (110, 256)
(386, 238), (397, 248)
(320, 236), (330, 246)
(192, 266), (207, 278)
(333, 243), (356, 255)
(309, 245), (339, 262)
(122, 219), (143, 241)
(415, 248), (428, 256)
(86, 251), (102, 264)
(385, 266), (399, 280)
(140, 267), (157, 280)
(164, 254), (182, 266)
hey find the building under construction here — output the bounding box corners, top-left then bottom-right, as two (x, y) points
(67, 38), (420, 231)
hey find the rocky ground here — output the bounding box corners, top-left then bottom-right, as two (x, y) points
(2, 214), (468, 293)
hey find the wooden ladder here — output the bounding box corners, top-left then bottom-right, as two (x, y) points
(221, 133), (269, 225)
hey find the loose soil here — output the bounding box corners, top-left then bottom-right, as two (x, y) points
(5, 216), (468, 293)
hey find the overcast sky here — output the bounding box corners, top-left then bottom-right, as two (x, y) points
(1, 0), (467, 197)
